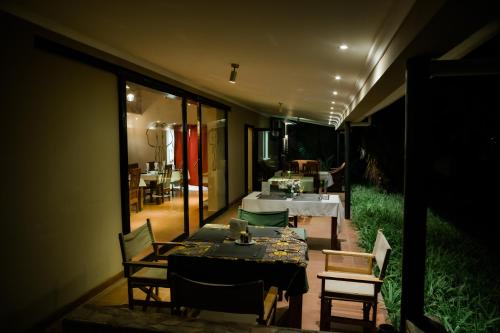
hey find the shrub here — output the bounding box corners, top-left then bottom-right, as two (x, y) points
(351, 185), (500, 332)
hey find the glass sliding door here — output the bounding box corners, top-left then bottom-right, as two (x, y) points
(125, 81), (186, 240)
(201, 105), (227, 221)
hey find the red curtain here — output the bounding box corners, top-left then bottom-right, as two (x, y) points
(174, 124), (209, 186)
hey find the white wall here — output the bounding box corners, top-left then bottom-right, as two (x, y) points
(0, 15), (122, 331)
(228, 106), (268, 203)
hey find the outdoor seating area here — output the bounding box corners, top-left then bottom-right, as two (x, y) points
(3, 3), (498, 333)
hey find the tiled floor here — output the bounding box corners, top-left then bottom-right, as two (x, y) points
(46, 193), (389, 332)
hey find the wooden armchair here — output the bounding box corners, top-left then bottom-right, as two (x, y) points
(317, 229), (391, 331)
(128, 167), (141, 213)
(118, 219), (180, 310)
(170, 273), (278, 326)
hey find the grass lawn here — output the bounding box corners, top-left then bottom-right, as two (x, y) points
(351, 185), (500, 333)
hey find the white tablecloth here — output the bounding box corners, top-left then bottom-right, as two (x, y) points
(241, 191), (344, 233)
(319, 171), (333, 187)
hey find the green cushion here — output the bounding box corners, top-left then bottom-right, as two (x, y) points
(237, 209), (289, 227)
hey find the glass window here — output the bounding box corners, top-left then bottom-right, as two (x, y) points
(126, 82), (185, 241)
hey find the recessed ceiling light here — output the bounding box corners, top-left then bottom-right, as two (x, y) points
(330, 111), (333, 114)
(126, 85), (130, 89)
(333, 91), (338, 95)
(331, 101), (336, 104)
(335, 75), (341, 80)
(339, 44), (348, 50)
(330, 107), (334, 110)
(126, 93), (135, 102)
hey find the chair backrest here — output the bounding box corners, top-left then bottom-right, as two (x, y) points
(171, 273), (265, 319)
(372, 230), (391, 279)
(147, 161), (156, 172)
(237, 208), (289, 227)
(303, 161), (319, 175)
(129, 168), (141, 192)
(118, 220), (154, 261)
(289, 161), (300, 173)
(165, 164), (173, 177)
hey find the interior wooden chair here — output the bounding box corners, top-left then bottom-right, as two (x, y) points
(118, 219), (178, 310)
(128, 167), (141, 213)
(170, 273), (278, 326)
(328, 161), (345, 192)
(317, 229), (391, 331)
(146, 161), (156, 172)
(289, 161), (300, 173)
(237, 208), (289, 227)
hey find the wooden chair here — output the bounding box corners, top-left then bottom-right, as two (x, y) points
(317, 229), (391, 331)
(303, 161), (320, 193)
(329, 162), (345, 192)
(170, 273), (278, 326)
(237, 208), (289, 227)
(128, 167), (141, 213)
(289, 161), (300, 173)
(145, 169), (171, 204)
(146, 161), (156, 172)
(118, 219), (178, 310)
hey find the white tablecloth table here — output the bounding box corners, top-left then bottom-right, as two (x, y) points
(319, 171), (334, 188)
(241, 191), (344, 249)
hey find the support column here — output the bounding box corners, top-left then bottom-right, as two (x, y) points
(344, 122), (351, 219)
(400, 57), (430, 332)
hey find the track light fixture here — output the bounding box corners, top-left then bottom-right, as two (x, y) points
(229, 63), (239, 83)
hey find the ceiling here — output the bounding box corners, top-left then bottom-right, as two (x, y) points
(2, 0), (498, 127)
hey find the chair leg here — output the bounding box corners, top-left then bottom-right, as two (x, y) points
(363, 302), (370, 321)
(127, 282), (134, 310)
(320, 297), (331, 331)
(143, 286), (153, 311)
(372, 301), (378, 325)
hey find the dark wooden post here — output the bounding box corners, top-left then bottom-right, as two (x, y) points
(344, 122), (351, 219)
(400, 57), (430, 332)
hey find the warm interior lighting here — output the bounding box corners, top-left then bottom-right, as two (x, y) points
(339, 44), (348, 50)
(331, 101), (336, 104)
(330, 107), (334, 110)
(330, 111), (333, 114)
(229, 63), (239, 83)
(126, 93), (135, 102)
(333, 91), (338, 95)
(335, 75), (341, 80)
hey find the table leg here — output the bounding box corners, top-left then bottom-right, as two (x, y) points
(331, 216), (339, 250)
(289, 294), (303, 328)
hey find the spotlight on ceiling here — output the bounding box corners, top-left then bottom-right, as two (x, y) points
(335, 75), (341, 80)
(339, 44), (348, 50)
(229, 63), (239, 83)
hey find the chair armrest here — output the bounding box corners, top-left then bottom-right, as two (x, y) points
(152, 242), (185, 256)
(123, 260), (168, 270)
(263, 286), (279, 325)
(317, 271), (382, 284)
(322, 249), (374, 259)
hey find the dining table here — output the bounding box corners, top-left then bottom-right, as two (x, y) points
(167, 223), (308, 328)
(242, 191), (344, 250)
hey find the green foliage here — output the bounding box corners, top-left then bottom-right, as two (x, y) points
(351, 185), (500, 333)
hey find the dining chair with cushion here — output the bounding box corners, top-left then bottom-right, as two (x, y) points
(237, 208), (289, 227)
(118, 218), (179, 310)
(170, 273), (278, 326)
(317, 229), (391, 331)
(128, 167), (141, 213)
